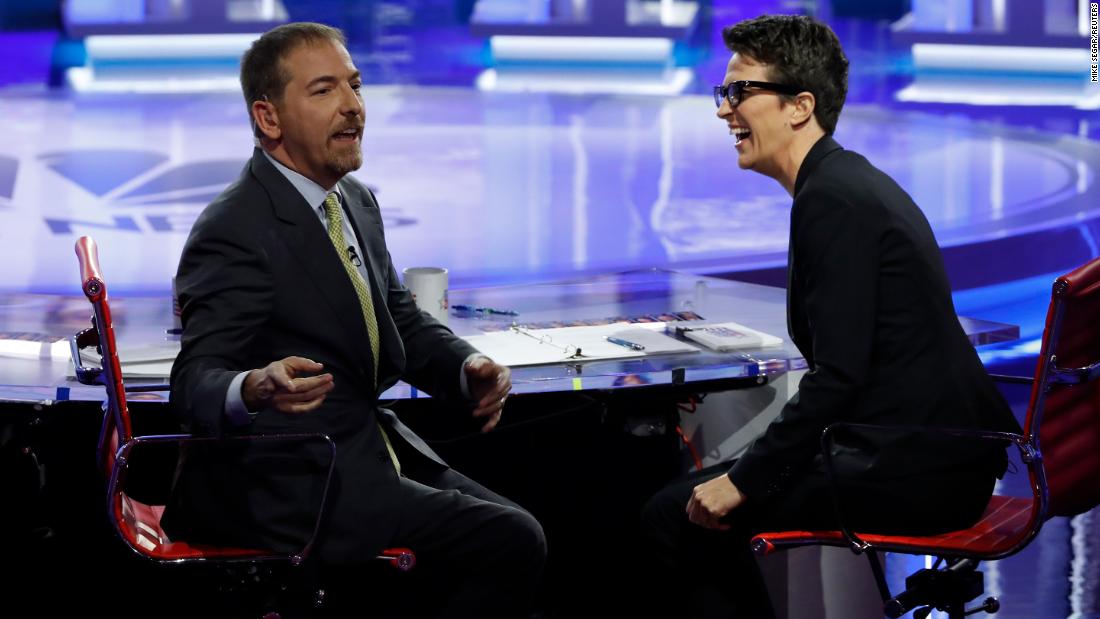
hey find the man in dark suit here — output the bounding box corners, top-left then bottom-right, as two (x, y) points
(162, 22), (545, 618)
(638, 15), (1021, 618)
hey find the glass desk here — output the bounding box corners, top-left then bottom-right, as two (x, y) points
(0, 269), (1019, 404)
(439, 269), (1017, 398)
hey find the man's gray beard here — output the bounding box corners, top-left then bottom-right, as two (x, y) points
(330, 149), (363, 176)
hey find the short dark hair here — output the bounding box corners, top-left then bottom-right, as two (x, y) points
(240, 22), (346, 131)
(722, 15), (848, 134)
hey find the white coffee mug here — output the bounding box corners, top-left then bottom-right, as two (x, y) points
(402, 266), (449, 326)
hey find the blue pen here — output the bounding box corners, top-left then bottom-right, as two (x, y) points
(606, 336), (645, 351)
(453, 305), (519, 316)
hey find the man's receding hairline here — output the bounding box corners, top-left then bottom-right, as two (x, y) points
(270, 36), (348, 98)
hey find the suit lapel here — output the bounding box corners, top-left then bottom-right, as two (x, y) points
(786, 136), (842, 367)
(339, 179), (405, 381)
(250, 151), (376, 376)
(786, 238), (811, 365)
(786, 235), (796, 341)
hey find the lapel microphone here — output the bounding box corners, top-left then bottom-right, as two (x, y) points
(347, 245), (363, 267)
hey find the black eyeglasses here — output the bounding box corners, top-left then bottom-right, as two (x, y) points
(713, 81), (804, 108)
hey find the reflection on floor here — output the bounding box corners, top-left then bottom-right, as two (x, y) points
(1, 89), (1096, 297)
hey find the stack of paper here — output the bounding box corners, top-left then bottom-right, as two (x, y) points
(672, 322), (783, 352)
(462, 322), (698, 367)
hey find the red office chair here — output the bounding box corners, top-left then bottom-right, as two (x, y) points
(751, 256), (1100, 619)
(71, 236), (415, 615)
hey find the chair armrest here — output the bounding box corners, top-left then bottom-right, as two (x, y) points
(987, 373), (1034, 385)
(110, 432), (337, 564)
(818, 422), (1028, 554)
(70, 328), (103, 386)
(70, 328), (169, 392)
(124, 383), (170, 393)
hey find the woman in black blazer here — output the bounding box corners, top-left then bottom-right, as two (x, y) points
(639, 14), (1020, 619)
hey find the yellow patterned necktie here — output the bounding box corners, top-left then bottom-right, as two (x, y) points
(322, 191), (399, 474)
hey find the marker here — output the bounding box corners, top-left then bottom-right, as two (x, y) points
(452, 305), (519, 316)
(606, 336), (645, 351)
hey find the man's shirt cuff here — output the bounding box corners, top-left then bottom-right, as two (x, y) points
(458, 353), (488, 401)
(224, 371), (253, 427)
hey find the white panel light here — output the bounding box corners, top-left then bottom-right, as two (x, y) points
(912, 43), (1091, 74)
(476, 68), (693, 96)
(490, 36), (673, 64)
(85, 33), (261, 61)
